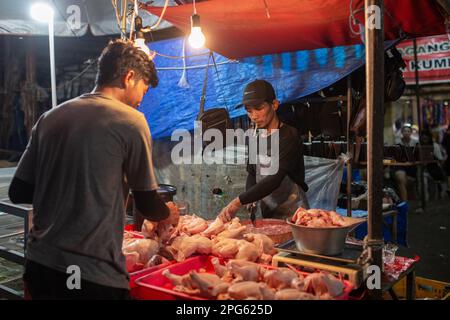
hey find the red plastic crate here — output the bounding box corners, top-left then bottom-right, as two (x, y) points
(134, 255), (353, 300)
(129, 261), (175, 299)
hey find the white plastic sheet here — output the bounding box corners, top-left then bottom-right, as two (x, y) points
(304, 154), (350, 211)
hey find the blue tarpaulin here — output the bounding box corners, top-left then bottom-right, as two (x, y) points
(140, 37), (369, 139)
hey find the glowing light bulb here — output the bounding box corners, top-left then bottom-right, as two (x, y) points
(188, 26), (205, 49)
(30, 3), (54, 23)
(188, 14), (206, 49)
(135, 38), (150, 56)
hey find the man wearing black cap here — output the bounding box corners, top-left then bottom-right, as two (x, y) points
(219, 79), (309, 221)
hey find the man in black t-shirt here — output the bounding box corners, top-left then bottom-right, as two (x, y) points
(219, 80), (309, 221)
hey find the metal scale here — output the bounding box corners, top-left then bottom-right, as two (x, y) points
(273, 239), (368, 288)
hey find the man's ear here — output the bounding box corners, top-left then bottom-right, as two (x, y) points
(123, 70), (136, 88)
(272, 99), (280, 111)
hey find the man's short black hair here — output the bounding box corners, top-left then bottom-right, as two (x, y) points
(95, 39), (158, 88)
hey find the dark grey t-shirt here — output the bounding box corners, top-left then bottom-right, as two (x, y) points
(14, 92), (158, 289)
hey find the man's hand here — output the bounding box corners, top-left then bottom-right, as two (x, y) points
(218, 197), (242, 222)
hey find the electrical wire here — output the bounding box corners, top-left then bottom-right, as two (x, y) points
(41, 59), (97, 91)
(112, 0), (127, 38)
(129, 0), (139, 40)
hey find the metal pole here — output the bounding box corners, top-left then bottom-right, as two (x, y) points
(48, 18), (57, 108)
(347, 75), (353, 217)
(413, 38), (426, 211)
(365, 0), (384, 299)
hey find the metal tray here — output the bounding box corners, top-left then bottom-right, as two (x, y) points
(276, 239), (364, 264)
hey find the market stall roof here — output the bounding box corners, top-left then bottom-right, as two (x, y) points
(145, 0), (447, 59)
(0, 0), (176, 37)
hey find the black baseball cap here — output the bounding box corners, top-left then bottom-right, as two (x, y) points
(242, 79), (276, 107)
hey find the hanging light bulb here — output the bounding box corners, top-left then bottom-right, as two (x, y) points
(188, 14), (205, 49)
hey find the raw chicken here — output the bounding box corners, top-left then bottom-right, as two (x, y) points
(211, 257), (228, 278)
(225, 218), (243, 230)
(227, 281), (276, 300)
(122, 238), (160, 264)
(169, 235), (212, 262)
(163, 269), (229, 298)
(179, 215), (209, 235)
(275, 289), (317, 300)
(201, 217), (225, 238)
(216, 226), (247, 239)
(226, 260), (263, 282)
(164, 201), (181, 226)
(292, 207), (346, 227)
(162, 269), (193, 289)
(141, 201), (180, 241)
(244, 233), (277, 255)
(262, 268), (300, 290)
(258, 253), (273, 265)
(189, 272), (230, 298)
(141, 220), (158, 239)
(124, 251), (142, 272)
(212, 238), (239, 259)
(235, 240), (260, 262)
(303, 272), (344, 298)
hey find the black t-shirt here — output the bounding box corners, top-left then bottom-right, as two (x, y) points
(239, 123), (307, 205)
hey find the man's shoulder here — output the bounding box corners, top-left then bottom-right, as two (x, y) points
(280, 123), (300, 140)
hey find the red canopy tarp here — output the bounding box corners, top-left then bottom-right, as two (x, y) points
(144, 0), (446, 59)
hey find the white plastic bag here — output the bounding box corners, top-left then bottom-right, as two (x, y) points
(304, 154), (350, 210)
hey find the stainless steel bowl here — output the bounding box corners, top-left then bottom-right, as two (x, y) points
(286, 217), (365, 256)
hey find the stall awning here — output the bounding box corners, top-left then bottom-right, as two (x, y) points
(0, 0), (175, 37)
(145, 0), (446, 59)
(139, 37), (394, 139)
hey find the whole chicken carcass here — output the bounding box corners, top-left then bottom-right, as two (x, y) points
(201, 217), (225, 238)
(303, 273), (344, 298)
(226, 260), (263, 282)
(169, 235), (212, 262)
(122, 238), (160, 264)
(225, 217), (242, 230)
(262, 268), (300, 290)
(235, 240), (260, 262)
(163, 269), (228, 298)
(141, 220), (158, 239)
(244, 233), (277, 255)
(227, 281), (276, 300)
(211, 257), (228, 278)
(162, 269), (189, 286)
(216, 226), (247, 239)
(212, 238), (239, 259)
(275, 289), (317, 300)
(180, 215), (209, 235)
(189, 272), (230, 298)
(124, 251), (142, 272)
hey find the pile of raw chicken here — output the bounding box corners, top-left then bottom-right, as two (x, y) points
(122, 202), (277, 272)
(162, 258), (346, 300)
(123, 203), (348, 300)
(291, 207), (348, 228)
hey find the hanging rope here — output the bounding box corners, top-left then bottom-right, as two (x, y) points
(155, 60), (237, 71)
(178, 37), (190, 88)
(140, 0), (170, 31)
(154, 51), (211, 60)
